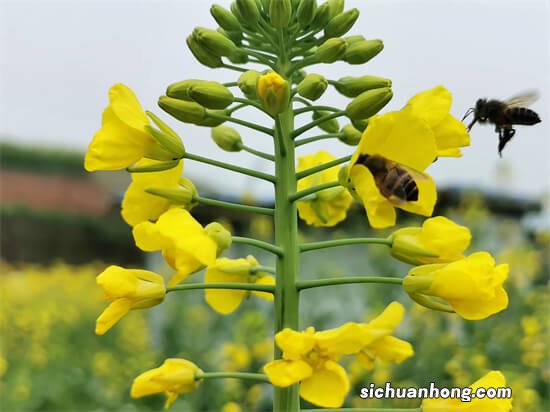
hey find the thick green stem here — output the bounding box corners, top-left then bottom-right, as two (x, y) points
(296, 276), (403, 291)
(272, 83), (301, 411)
(195, 372), (270, 383)
(296, 155), (352, 179)
(194, 196), (274, 216)
(300, 237), (393, 252)
(183, 152), (276, 183)
(167, 282), (275, 294)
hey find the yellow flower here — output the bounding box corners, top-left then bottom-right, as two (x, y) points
(355, 302), (414, 369)
(95, 265), (165, 335)
(131, 358), (203, 408)
(347, 108), (438, 229)
(205, 256), (274, 314)
(422, 371), (512, 411)
(389, 216), (471, 265)
(133, 208), (220, 286)
(257, 72), (290, 116)
(404, 252), (509, 320)
(220, 342), (252, 371)
(121, 159), (184, 226)
(264, 324), (367, 408)
(296, 150), (353, 227)
(404, 85), (470, 157)
(85, 84), (159, 171)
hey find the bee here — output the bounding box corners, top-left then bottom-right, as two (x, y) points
(462, 91), (541, 156)
(356, 154), (428, 204)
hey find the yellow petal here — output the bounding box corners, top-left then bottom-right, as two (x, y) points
(362, 301), (405, 342)
(315, 322), (369, 355)
(432, 115), (470, 151)
(95, 298), (132, 335)
(363, 335), (414, 364)
(109, 83), (150, 133)
(264, 359), (312, 387)
(204, 258), (249, 314)
(275, 328), (316, 359)
(133, 221), (166, 252)
(299, 360), (350, 408)
(252, 276), (275, 301)
(405, 85), (452, 127)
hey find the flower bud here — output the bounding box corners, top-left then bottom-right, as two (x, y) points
(314, 37), (347, 63)
(179, 176), (199, 201)
(218, 27), (243, 45)
(346, 87), (393, 120)
(238, 70), (261, 99)
(235, 0), (261, 25)
(158, 96), (206, 124)
(313, 110), (339, 133)
(195, 110), (228, 127)
(297, 0), (317, 28)
(345, 35), (365, 45)
(257, 72), (290, 116)
(166, 79), (205, 101)
(351, 117), (369, 131)
(343, 39), (384, 64)
(291, 69), (307, 85)
(186, 36), (223, 68)
(324, 8), (359, 38)
(205, 222), (233, 255)
(297, 74), (328, 101)
(228, 49), (249, 64)
(211, 125), (243, 151)
(127, 159), (181, 173)
(338, 124), (362, 146)
(327, 0), (344, 17)
(211, 4), (242, 31)
(145, 126), (186, 158)
(193, 27), (237, 57)
(269, 0), (292, 28)
(260, 0), (272, 11)
(310, 2), (331, 30)
(188, 82), (234, 110)
(334, 75), (392, 98)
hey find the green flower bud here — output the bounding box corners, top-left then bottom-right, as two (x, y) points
(344, 35), (365, 45)
(333, 75), (392, 97)
(260, 0), (272, 12)
(351, 117), (369, 131)
(235, 0), (261, 25)
(291, 69), (307, 85)
(228, 49), (249, 64)
(346, 87), (392, 120)
(338, 124), (362, 146)
(343, 39), (384, 64)
(146, 111), (182, 141)
(186, 36), (223, 68)
(325, 8), (359, 38)
(314, 37), (347, 63)
(179, 177), (199, 201)
(337, 165), (353, 189)
(211, 125), (243, 152)
(257, 72), (290, 116)
(327, 0), (344, 17)
(145, 186), (195, 208)
(238, 70), (261, 99)
(269, 0), (292, 28)
(205, 222), (233, 255)
(193, 27), (237, 57)
(211, 4), (242, 31)
(158, 96), (206, 124)
(217, 28), (243, 45)
(166, 79), (205, 101)
(127, 159), (181, 173)
(313, 110), (339, 133)
(297, 74), (328, 101)
(310, 2), (331, 30)
(145, 125), (186, 158)
(194, 110), (228, 127)
(188, 82), (234, 110)
(297, 0), (316, 28)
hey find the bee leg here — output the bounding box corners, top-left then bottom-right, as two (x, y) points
(498, 127), (515, 157)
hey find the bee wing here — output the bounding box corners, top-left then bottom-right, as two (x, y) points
(504, 90), (539, 108)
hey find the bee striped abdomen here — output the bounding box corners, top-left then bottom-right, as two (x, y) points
(506, 107), (541, 125)
(385, 166), (419, 202)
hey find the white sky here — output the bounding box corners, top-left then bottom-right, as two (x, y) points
(1, 0), (549, 200)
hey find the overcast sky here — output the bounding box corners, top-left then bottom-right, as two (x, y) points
(1, 0), (548, 200)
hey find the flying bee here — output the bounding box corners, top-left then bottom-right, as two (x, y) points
(356, 154), (428, 204)
(462, 91), (541, 156)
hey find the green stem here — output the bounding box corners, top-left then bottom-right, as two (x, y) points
(234, 97), (272, 116)
(293, 105), (342, 115)
(272, 70), (300, 412)
(232, 236), (283, 256)
(240, 144), (275, 161)
(226, 102), (248, 114)
(223, 82), (238, 87)
(296, 276), (403, 291)
(195, 372), (270, 383)
(240, 48), (277, 68)
(292, 96), (312, 106)
(292, 111), (347, 138)
(296, 155), (352, 179)
(295, 133), (342, 147)
(221, 63), (248, 72)
(205, 112), (274, 136)
(183, 152), (276, 183)
(300, 237), (393, 252)
(194, 196), (274, 216)
(250, 265), (276, 275)
(288, 181), (340, 202)
(167, 282), (275, 294)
